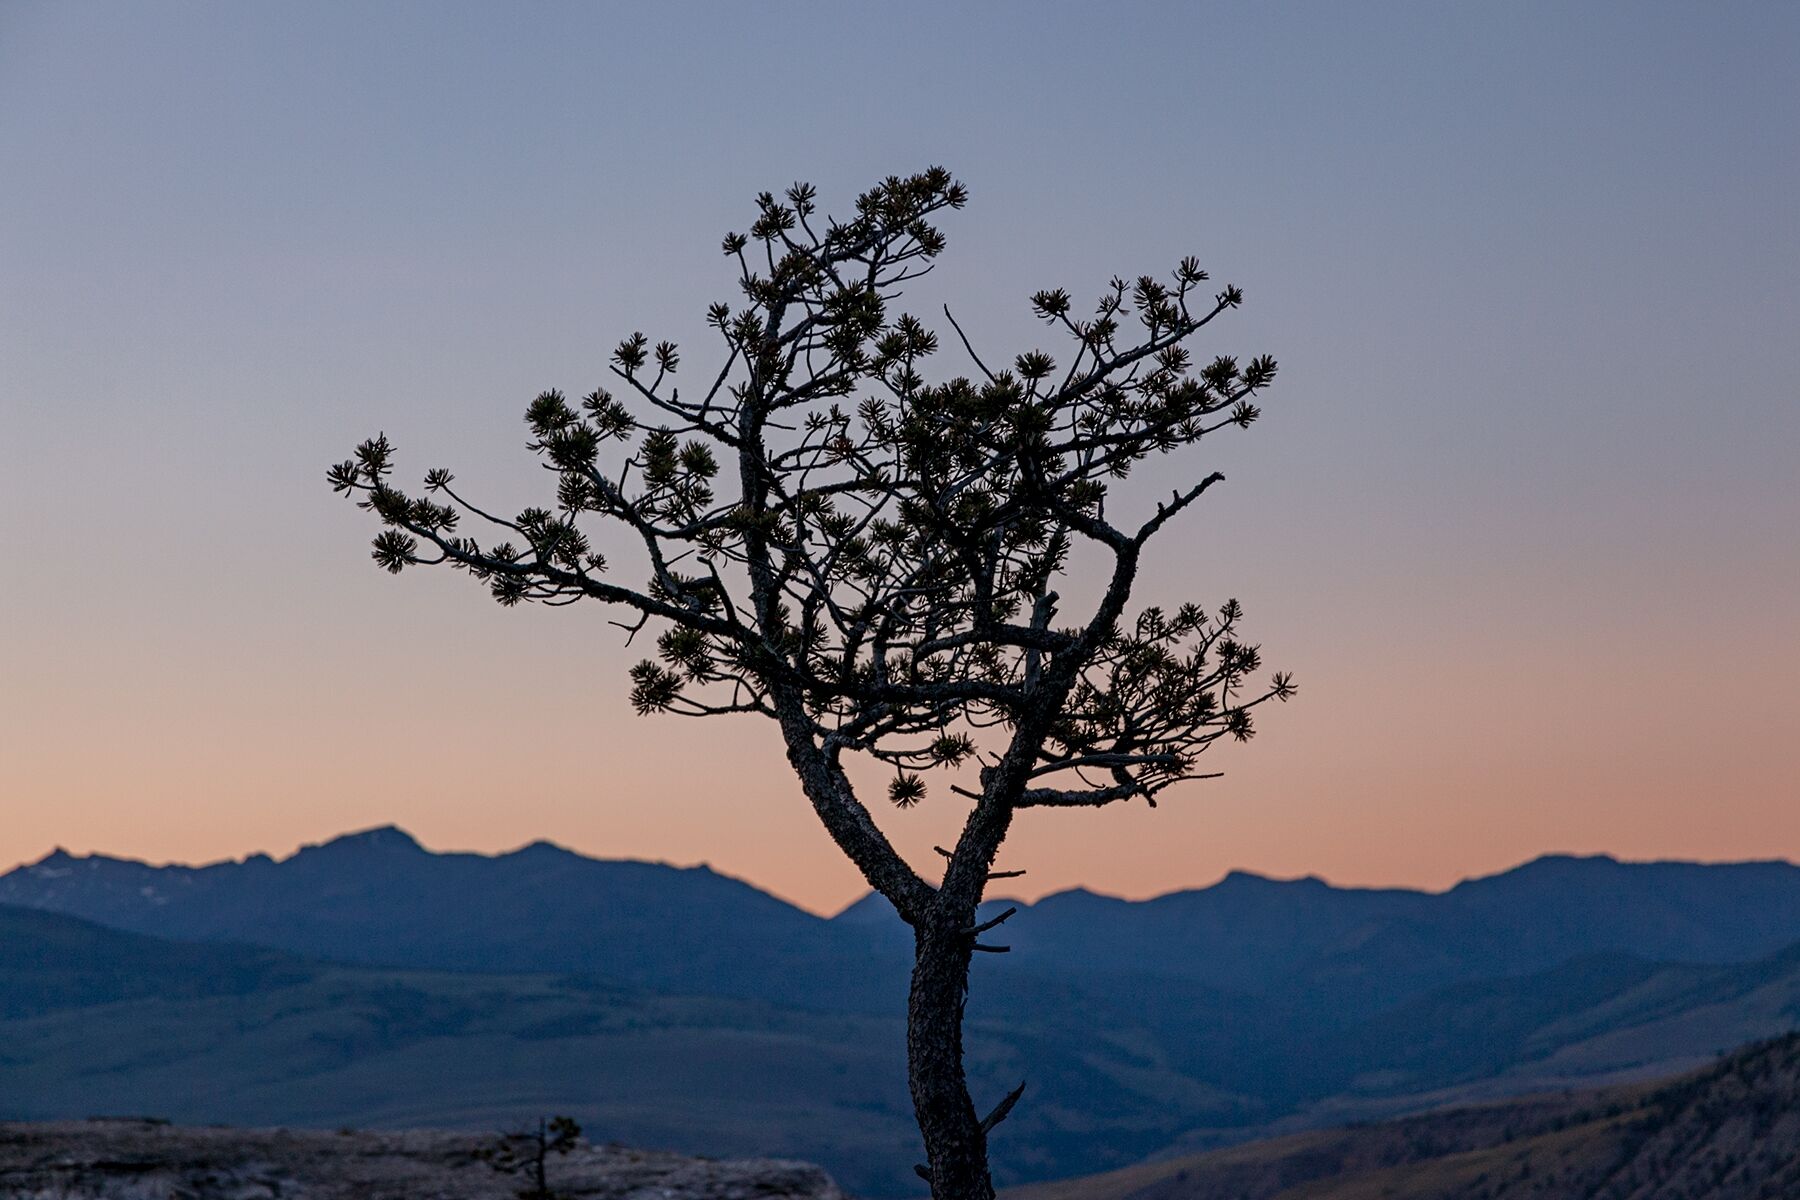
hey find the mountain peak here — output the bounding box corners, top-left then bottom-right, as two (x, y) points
(1527, 852), (1622, 868)
(507, 838), (576, 860)
(304, 825), (425, 856)
(830, 891), (897, 923)
(1217, 868), (1274, 886)
(1213, 868), (1330, 891)
(25, 847), (81, 878)
(1039, 885), (1123, 906)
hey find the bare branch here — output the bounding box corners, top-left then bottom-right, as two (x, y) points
(962, 906), (1017, 938)
(980, 1081), (1027, 1135)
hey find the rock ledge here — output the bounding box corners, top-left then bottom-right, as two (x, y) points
(0, 1119), (849, 1199)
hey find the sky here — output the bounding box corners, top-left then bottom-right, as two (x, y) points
(2, 2), (1796, 915)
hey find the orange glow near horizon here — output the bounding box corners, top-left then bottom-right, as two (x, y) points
(4, 554), (1795, 916)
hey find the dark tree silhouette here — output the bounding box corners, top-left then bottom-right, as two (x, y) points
(330, 167), (1292, 1199)
(474, 1115), (581, 1200)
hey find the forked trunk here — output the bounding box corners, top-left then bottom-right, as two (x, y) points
(907, 920), (995, 1199)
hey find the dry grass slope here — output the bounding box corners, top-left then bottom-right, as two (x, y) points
(1005, 1032), (1800, 1200)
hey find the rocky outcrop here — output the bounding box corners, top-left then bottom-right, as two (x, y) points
(0, 1120), (848, 1199)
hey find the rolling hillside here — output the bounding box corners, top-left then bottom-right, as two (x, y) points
(0, 905), (1225, 1197)
(4, 900), (1799, 1194)
(1005, 1032), (1800, 1200)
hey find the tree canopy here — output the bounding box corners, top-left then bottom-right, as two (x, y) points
(331, 168), (1288, 855)
(331, 166), (1292, 1197)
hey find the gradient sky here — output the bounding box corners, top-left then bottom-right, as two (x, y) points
(3, 2), (1796, 914)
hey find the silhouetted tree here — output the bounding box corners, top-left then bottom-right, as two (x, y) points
(331, 168), (1292, 1199)
(475, 1115), (581, 1200)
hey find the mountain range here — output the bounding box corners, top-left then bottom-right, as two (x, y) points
(3, 827), (872, 1009)
(4, 828), (1800, 1195)
(14, 827), (1800, 1015)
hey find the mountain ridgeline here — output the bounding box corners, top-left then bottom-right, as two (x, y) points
(2, 827), (879, 1010)
(10, 828), (1800, 1012)
(4, 829), (1800, 1196)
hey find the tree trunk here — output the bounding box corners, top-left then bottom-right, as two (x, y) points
(908, 918), (995, 1199)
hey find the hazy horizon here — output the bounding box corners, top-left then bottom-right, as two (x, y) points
(4, 2), (1796, 915)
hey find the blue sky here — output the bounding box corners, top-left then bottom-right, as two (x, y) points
(3, 2), (1796, 910)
